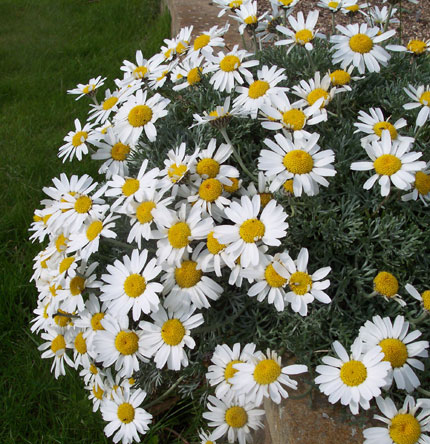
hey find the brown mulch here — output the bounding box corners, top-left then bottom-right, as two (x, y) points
(257, 0), (428, 43)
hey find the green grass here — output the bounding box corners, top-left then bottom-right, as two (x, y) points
(0, 1), (170, 442)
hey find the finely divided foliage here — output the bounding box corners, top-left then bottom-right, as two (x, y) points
(29, 0), (430, 443)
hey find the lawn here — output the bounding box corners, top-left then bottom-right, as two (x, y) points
(0, 1), (170, 442)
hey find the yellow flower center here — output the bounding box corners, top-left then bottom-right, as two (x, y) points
(133, 66), (148, 79)
(379, 338), (408, 368)
(124, 274), (147, 298)
(72, 131), (88, 148)
(225, 406), (248, 428)
(209, 110), (219, 117)
(90, 363), (98, 374)
(282, 109), (306, 130)
(83, 84), (95, 94)
(91, 312), (105, 331)
(92, 385), (104, 400)
(239, 218), (265, 243)
(74, 195), (92, 214)
(346, 4), (359, 12)
(283, 150), (314, 174)
(289, 271), (312, 295)
(55, 233), (68, 252)
(117, 403), (135, 424)
(86, 220), (103, 241)
(70, 275), (86, 296)
(374, 154), (402, 176)
(229, 0), (242, 8)
(111, 142), (130, 161)
(207, 231), (226, 255)
(196, 158), (220, 178)
(114, 331), (139, 355)
(280, 0), (293, 4)
(373, 121), (398, 139)
(41, 259), (48, 269)
(127, 105), (153, 127)
(295, 29), (314, 45)
(330, 70), (351, 86)
(51, 334), (66, 353)
(421, 290), (430, 311)
(253, 358), (281, 384)
(340, 360), (367, 386)
(176, 41), (187, 54)
(328, 1), (339, 8)
(419, 91), (430, 106)
(168, 222), (191, 249)
(175, 260), (202, 288)
(43, 214), (52, 225)
(220, 55), (241, 72)
(74, 332), (87, 354)
(415, 171), (430, 195)
(122, 178), (139, 196)
(187, 67), (202, 85)
(194, 34), (210, 50)
(248, 80), (270, 99)
(224, 360), (243, 381)
(199, 178), (223, 202)
(223, 177), (240, 193)
(54, 309), (72, 327)
(244, 15), (257, 25)
(349, 33), (373, 53)
(168, 163), (188, 183)
(374, 271), (399, 297)
(258, 192), (273, 208)
(136, 201), (156, 224)
(283, 179), (294, 193)
(407, 40), (427, 55)
(265, 264), (287, 288)
(161, 318), (186, 346)
(102, 96), (118, 110)
(59, 256), (74, 274)
(307, 88), (329, 107)
(389, 414), (421, 444)
(164, 48), (173, 59)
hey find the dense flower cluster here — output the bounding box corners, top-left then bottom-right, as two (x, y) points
(29, 0), (430, 443)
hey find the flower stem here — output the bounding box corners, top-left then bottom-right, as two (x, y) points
(305, 48), (315, 71)
(383, 4), (395, 33)
(104, 237), (135, 250)
(143, 375), (187, 410)
(331, 12), (336, 36)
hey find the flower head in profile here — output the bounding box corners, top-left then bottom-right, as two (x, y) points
(372, 271), (405, 306)
(67, 76), (106, 100)
(403, 84), (430, 128)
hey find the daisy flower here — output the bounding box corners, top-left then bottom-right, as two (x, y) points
(58, 119), (101, 162)
(231, 348), (308, 405)
(230, 1), (265, 36)
(86, 377), (107, 412)
(68, 328), (91, 369)
(403, 84), (430, 128)
(126, 187), (173, 248)
(406, 283), (430, 313)
(354, 107), (413, 144)
(270, 0), (300, 10)
(340, 0), (367, 15)
(363, 395), (430, 444)
(30, 299), (54, 333)
(199, 429), (217, 444)
(275, 10), (324, 54)
(190, 96), (244, 129)
(38, 327), (74, 379)
(101, 386), (152, 444)
(256, 4), (283, 44)
(203, 395), (265, 444)
(405, 38), (430, 56)
(233, 64), (288, 118)
(120, 49), (162, 85)
(100, 249), (163, 320)
(189, 24), (229, 56)
(318, 0), (343, 12)
(206, 343), (257, 400)
(213, 0), (250, 18)
(91, 128), (137, 179)
(330, 23), (395, 74)
(260, 91), (327, 138)
(328, 66), (363, 91)
(359, 315), (429, 393)
(351, 130), (426, 196)
(139, 304), (204, 370)
(275, 247), (331, 316)
(204, 45), (259, 94)
(259, 132), (336, 196)
(172, 56), (205, 91)
(67, 213), (118, 260)
(79, 359), (106, 389)
(315, 339), (391, 415)
(114, 89), (170, 144)
(240, 172), (274, 208)
(291, 71), (338, 109)
(214, 195), (288, 268)
(67, 75), (106, 100)
(195, 231), (231, 277)
(93, 316), (147, 378)
(155, 203), (213, 266)
(161, 249), (224, 310)
(366, 6), (399, 31)
(372, 271), (406, 307)
(105, 160), (160, 212)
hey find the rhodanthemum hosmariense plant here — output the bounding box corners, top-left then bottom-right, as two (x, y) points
(29, 1), (430, 443)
